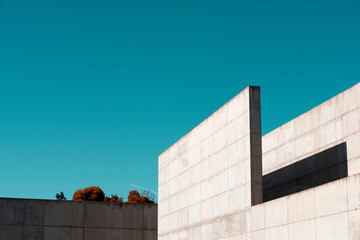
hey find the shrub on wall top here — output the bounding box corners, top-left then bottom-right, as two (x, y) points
(127, 190), (153, 203)
(104, 194), (123, 203)
(72, 186), (105, 201)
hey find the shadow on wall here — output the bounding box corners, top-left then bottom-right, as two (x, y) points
(263, 142), (348, 202)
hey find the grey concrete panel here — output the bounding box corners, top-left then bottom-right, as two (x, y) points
(84, 201), (123, 228)
(83, 228), (100, 240)
(44, 200), (84, 227)
(44, 227), (83, 240)
(24, 200), (43, 226)
(84, 228), (123, 240)
(0, 225), (22, 240)
(0, 198), (24, 225)
(23, 226), (44, 240)
(123, 229), (142, 240)
(143, 230), (158, 240)
(122, 204), (143, 229)
(143, 204), (157, 230)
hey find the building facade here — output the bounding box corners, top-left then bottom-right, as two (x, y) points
(158, 83), (360, 240)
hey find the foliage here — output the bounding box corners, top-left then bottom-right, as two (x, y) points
(55, 191), (66, 200)
(127, 190), (154, 203)
(141, 190), (156, 203)
(104, 194), (123, 203)
(70, 186), (155, 204)
(72, 186), (105, 201)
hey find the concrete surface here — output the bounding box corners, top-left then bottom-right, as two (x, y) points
(159, 83), (360, 239)
(0, 198), (157, 240)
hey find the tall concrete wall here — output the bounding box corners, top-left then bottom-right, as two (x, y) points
(158, 86), (263, 239)
(0, 198), (157, 240)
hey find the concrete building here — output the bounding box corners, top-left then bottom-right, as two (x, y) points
(158, 83), (360, 240)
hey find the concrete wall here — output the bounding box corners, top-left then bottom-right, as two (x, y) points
(159, 83), (360, 239)
(158, 86), (263, 239)
(0, 198), (157, 240)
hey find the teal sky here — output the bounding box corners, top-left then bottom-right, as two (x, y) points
(0, 0), (359, 201)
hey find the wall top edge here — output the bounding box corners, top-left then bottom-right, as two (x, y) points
(0, 197), (158, 206)
(158, 86), (259, 158)
(262, 81), (360, 139)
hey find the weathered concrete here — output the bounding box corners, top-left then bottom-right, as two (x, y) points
(0, 198), (157, 240)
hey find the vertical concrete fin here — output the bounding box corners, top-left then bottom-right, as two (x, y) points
(249, 86), (263, 205)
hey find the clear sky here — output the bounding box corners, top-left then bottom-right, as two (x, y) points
(0, 0), (359, 201)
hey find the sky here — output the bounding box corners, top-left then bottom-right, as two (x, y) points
(0, 0), (359, 201)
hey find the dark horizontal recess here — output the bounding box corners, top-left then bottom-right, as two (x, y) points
(263, 142), (348, 202)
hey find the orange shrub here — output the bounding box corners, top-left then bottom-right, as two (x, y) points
(72, 186), (105, 201)
(104, 194), (123, 203)
(127, 190), (153, 203)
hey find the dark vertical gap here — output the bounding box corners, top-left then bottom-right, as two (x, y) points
(249, 86), (263, 206)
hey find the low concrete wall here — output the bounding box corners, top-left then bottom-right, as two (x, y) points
(0, 198), (157, 240)
(251, 173), (360, 240)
